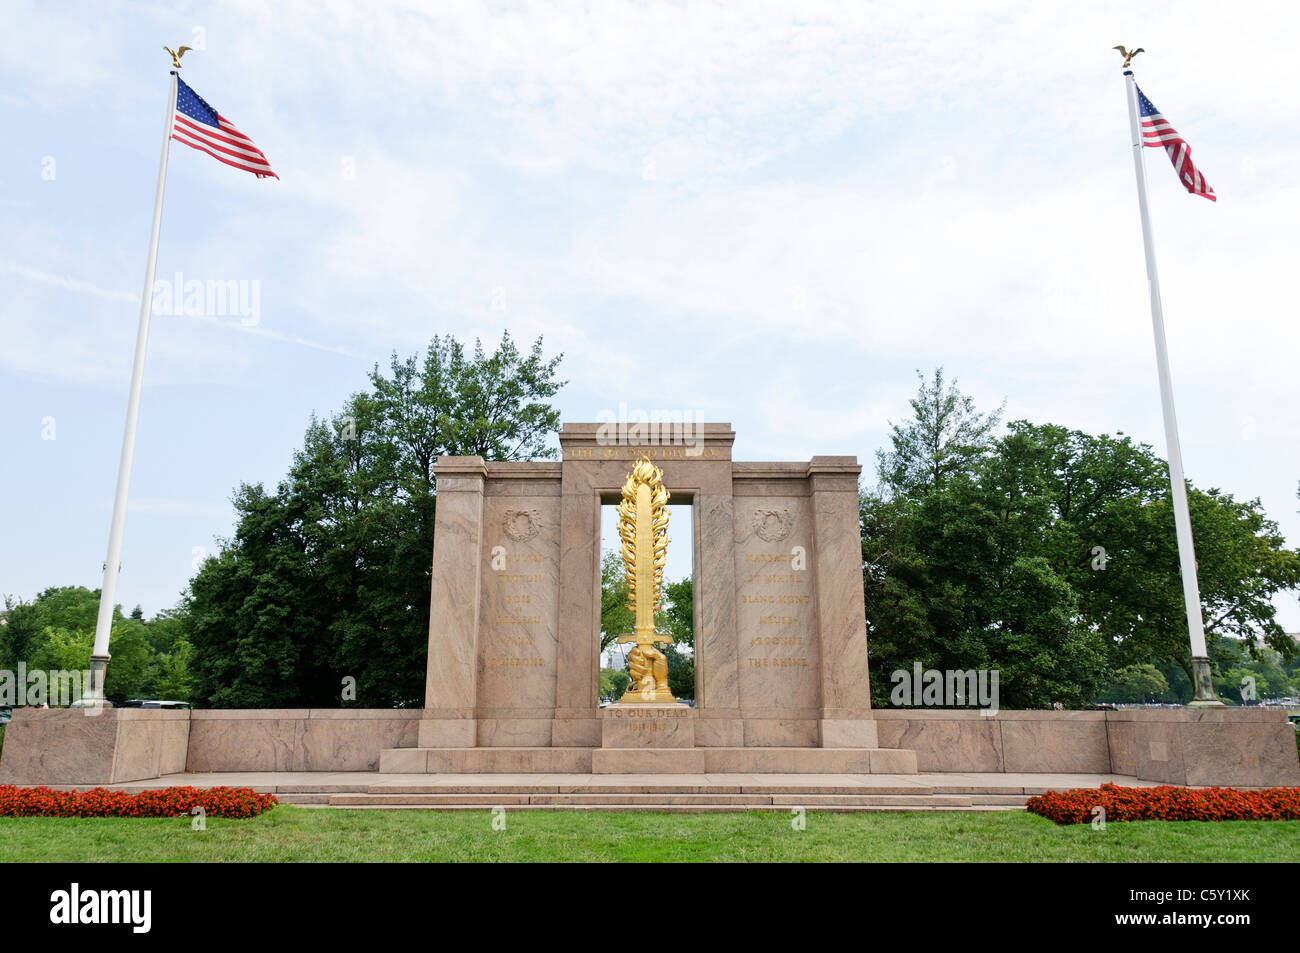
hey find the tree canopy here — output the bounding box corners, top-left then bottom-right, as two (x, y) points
(864, 371), (1300, 708)
(0, 587), (194, 704)
(186, 332), (564, 708)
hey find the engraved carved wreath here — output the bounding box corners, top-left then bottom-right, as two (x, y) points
(752, 507), (794, 542)
(503, 508), (542, 542)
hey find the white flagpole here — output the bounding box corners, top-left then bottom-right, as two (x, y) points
(86, 69), (178, 705)
(1122, 66), (1222, 707)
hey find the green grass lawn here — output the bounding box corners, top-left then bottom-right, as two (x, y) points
(2, 807), (1297, 862)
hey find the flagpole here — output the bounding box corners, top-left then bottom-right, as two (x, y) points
(86, 69), (178, 705)
(1122, 66), (1222, 707)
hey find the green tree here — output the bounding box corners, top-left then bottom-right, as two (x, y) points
(598, 667), (631, 701)
(876, 367), (1004, 498)
(0, 587), (194, 704)
(1, 586), (102, 673)
(1098, 664), (1170, 704)
(599, 550), (634, 652)
(662, 578), (694, 648)
(187, 332), (564, 708)
(992, 421), (1300, 681)
(664, 646), (695, 701)
(864, 375), (1105, 709)
(863, 471), (1107, 709)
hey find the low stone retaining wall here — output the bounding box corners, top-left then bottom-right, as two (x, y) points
(0, 708), (420, 784)
(874, 708), (1300, 786)
(2, 707), (1296, 786)
(185, 709), (420, 773)
(0, 708), (190, 785)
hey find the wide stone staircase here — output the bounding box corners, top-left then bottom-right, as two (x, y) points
(270, 776), (1035, 812)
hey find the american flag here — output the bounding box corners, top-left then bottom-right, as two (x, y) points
(1136, 84), (1214, 201)
(171, 77), (278, 180)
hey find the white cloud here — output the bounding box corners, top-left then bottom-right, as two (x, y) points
(4, 0), (1299, 625)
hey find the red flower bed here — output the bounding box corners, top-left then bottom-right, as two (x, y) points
(1027, 782), (1300, 824)
(0, 785), (277, 818)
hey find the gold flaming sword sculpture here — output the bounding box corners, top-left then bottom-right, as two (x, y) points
(615, 455), (676, 703)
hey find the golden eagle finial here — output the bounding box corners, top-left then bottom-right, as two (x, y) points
(1113, 45), (1144, 69)
(164, 45), (193, 69)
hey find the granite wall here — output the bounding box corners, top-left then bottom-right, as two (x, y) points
(0, 707), (190, 785)
(0, 708), (421, 784)
(186, 709), (420, 773)
(874, 708), (1300, 786)
(3, 706), (1295, 785)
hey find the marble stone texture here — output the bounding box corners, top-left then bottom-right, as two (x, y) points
(187, 710), (419, 772)
(1106, 719), (1137, 776)
(694, 713), (744, 747)
(476, 717), (553, 747)
(475, 491), (561, 713)
(734, 492), (821, 716)
(375, 745), (913, 774)
(0, 708), (191, 784)
(873, 711), (1113, 774)
(592, 748), (707, 773)
(743, 718), (819, 747)
(424, 457), (488, 724)
(873, 709), (1300, 786)
(807, 458), (873, 714)
(417, 717), (476, 748)
(999, 714), (1110, 774)
(1109, 708), (1300, 787)
(702, 747), (877, 773)
(819, 719), (879, 748)
(550, 713), (601, 747)
(600, 704), (696, 748)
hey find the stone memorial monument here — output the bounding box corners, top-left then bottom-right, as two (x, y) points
(4, 420), (1297, 787)
(381, 421), (913, 774)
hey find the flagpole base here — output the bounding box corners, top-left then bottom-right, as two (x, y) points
(85, 654), (111, 706)
(1186, 656), (1225, 708)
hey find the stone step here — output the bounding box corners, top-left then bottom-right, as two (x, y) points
(380, 747), (594, 774)
(362, 782), (936, 796)
(332, 793), (774, 806)
(736, 784), (932, 796)
(378, 746), (919, 775)
(326, 792), (999, 808)
(307, 802), (1026, 813)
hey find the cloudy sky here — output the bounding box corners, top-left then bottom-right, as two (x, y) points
(2, 1), (1297, 631)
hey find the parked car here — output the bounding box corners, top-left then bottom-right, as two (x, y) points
(118, 699), (192, 710)
(0, 706), (11, 725)
(68, 698), (115, 708)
